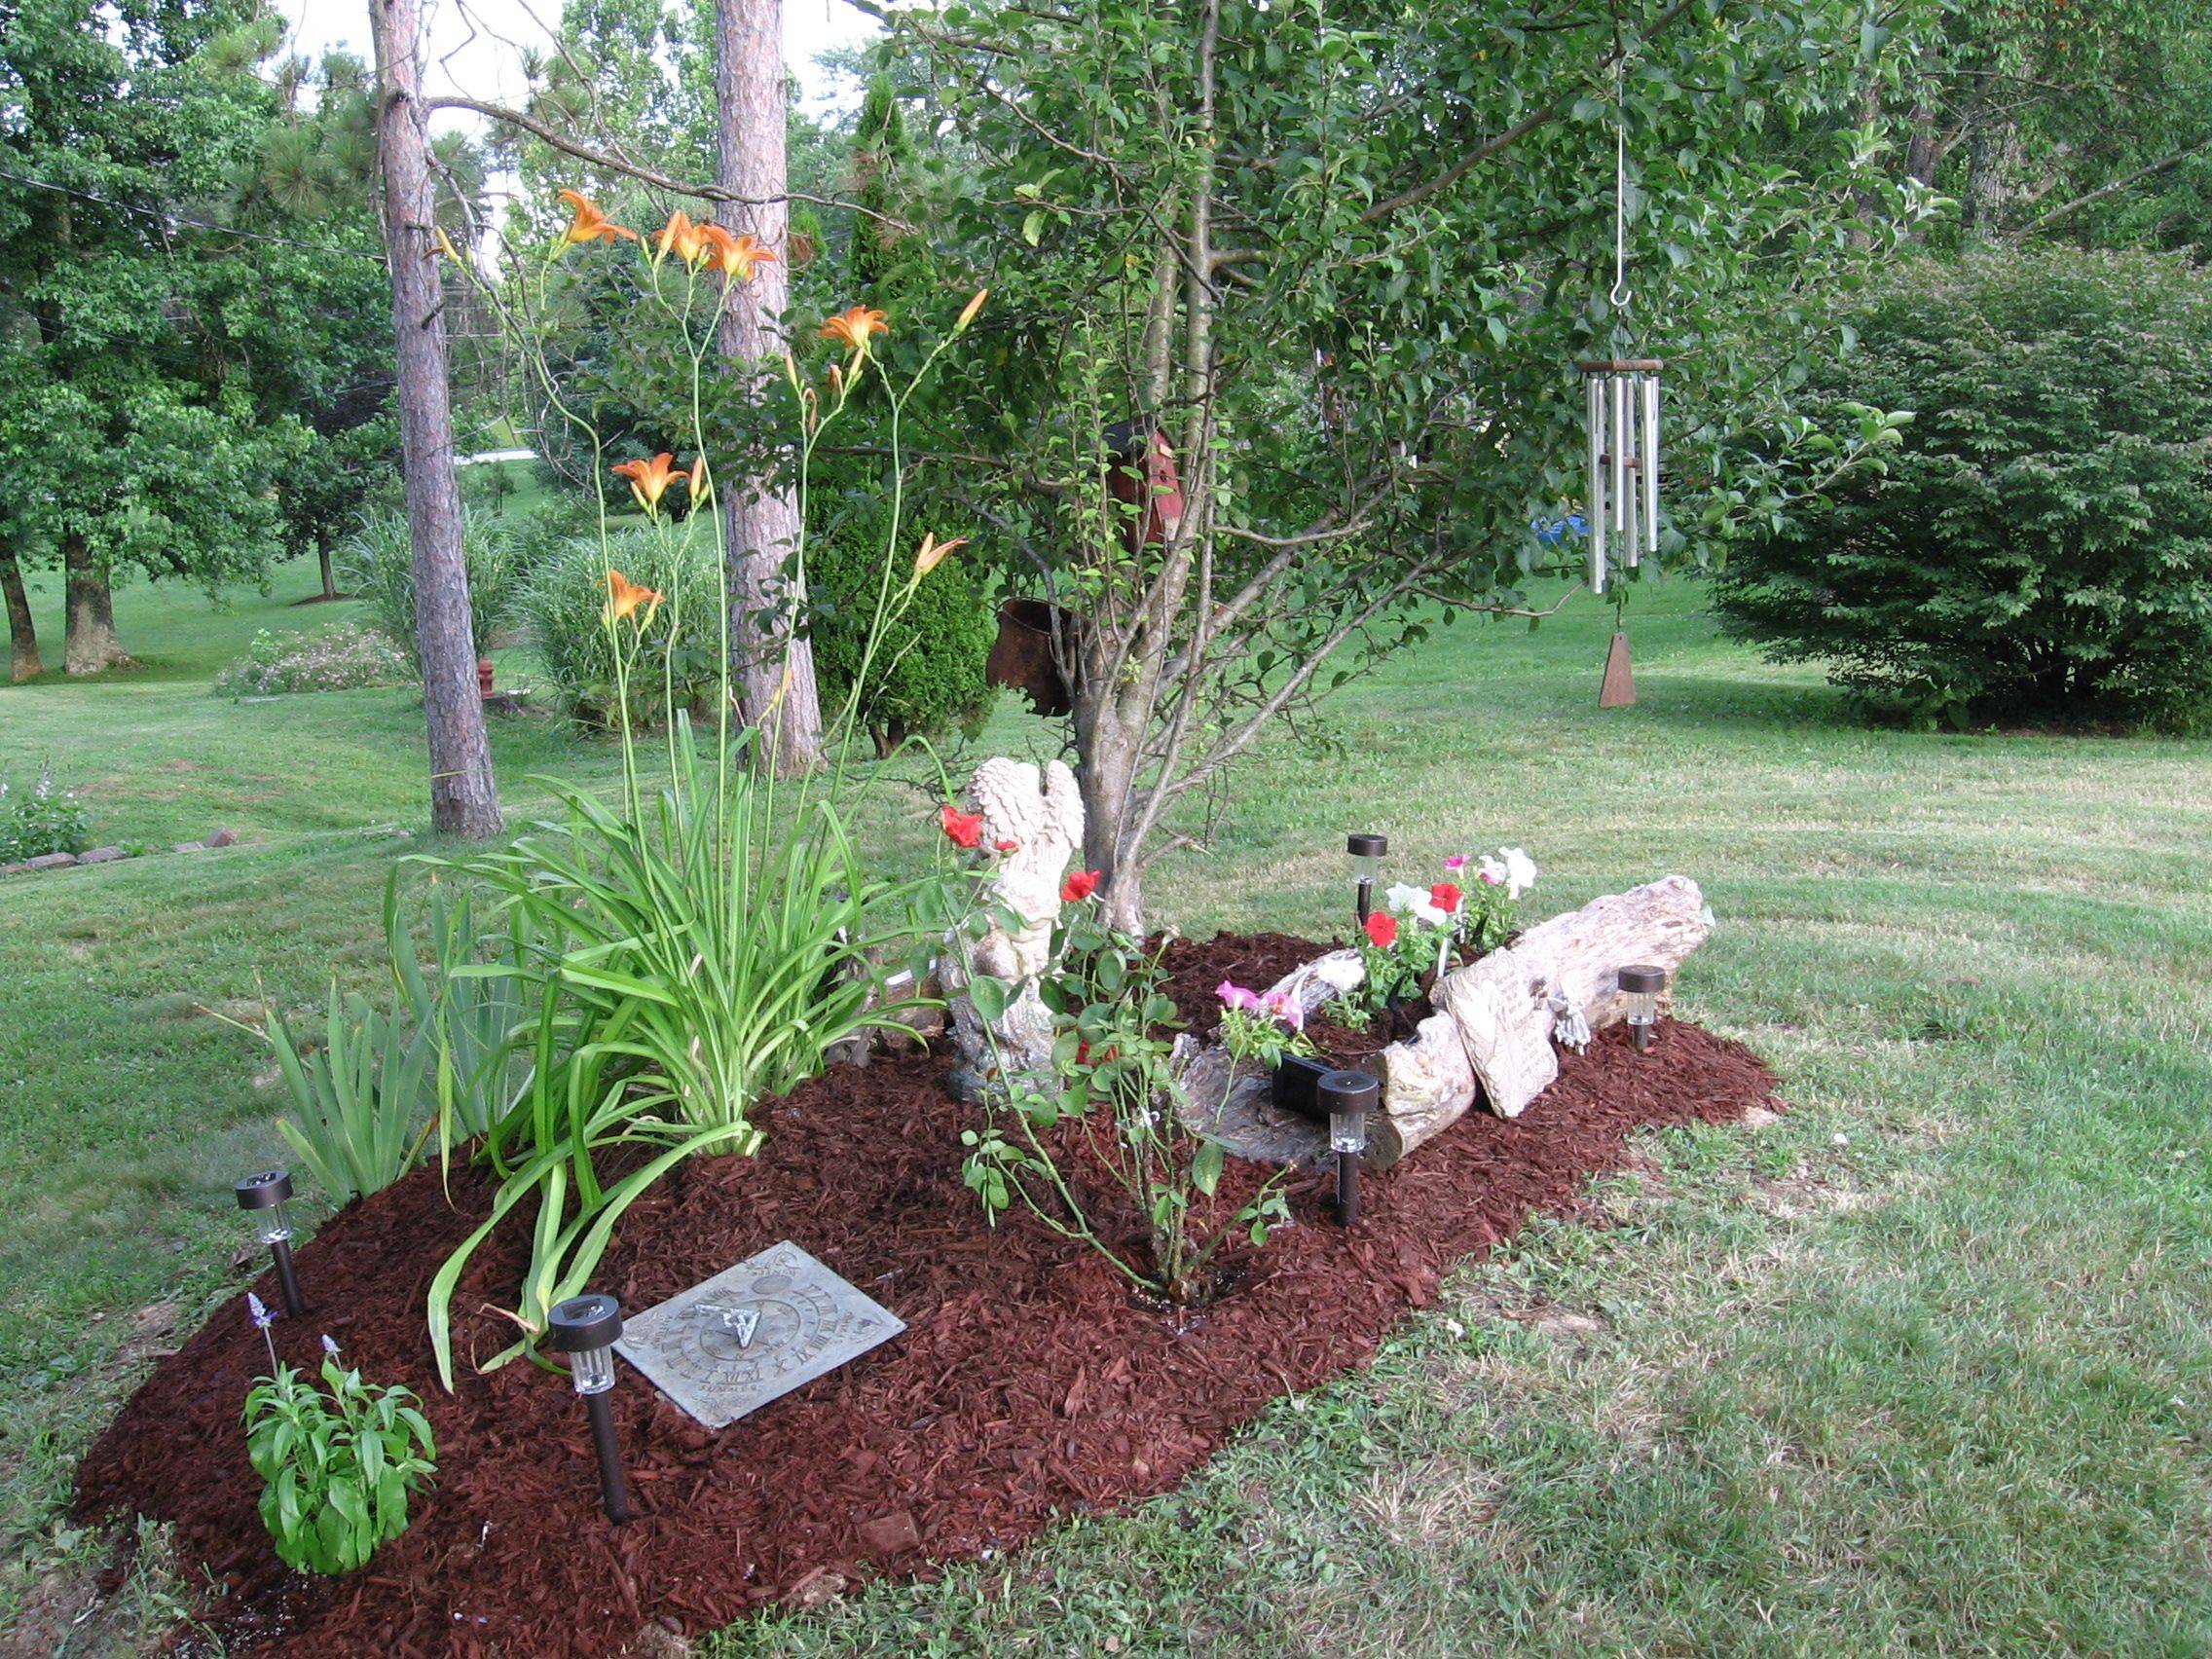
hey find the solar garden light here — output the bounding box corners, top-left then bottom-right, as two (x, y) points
(1618, 963), (1668, 1052)
(1320, 1068), (1379, 1227)
(1347, 833), (1387, 926)
(234, 1168), (305, 1317)
(549, 1293), (632, 1525)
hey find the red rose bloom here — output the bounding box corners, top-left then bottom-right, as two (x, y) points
(1363, 910), (1398, 948)
(940, 803), (984, 849)
(1430, 881), (1463, 914)
(1061, 868), (1101, 903)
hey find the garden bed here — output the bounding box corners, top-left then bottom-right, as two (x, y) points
(75, 934), (1780, 1656)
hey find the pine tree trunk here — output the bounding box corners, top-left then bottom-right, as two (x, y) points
(370, 0), (503, 838)
(1, 548), (40, 682)
(61, 534), (129, 675)
(714, 0), (826, 777)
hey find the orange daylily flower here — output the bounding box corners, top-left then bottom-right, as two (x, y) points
(603, 570), (665, 626)
(821, 305), (891, 360)
(912, 532), (969, 578)
(699, 224), (777, 281)
(653, 208), (708, 265)
(558, 189), (639, 246)
(611, 452), (687, 513)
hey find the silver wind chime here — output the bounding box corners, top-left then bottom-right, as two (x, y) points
(1578, 77), (1661, 598)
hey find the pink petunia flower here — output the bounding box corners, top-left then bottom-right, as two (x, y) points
(1216, 979), (1264, 1013)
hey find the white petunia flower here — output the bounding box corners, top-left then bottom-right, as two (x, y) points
(1495, 846), (1538, 901)
(1384, 882), (1447, 927)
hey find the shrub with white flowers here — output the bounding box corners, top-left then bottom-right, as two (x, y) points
(211, 624), (410, 699)
(0, 764), (92, 863)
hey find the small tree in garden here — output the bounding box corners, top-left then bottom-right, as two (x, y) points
(962, 903), (1291, 1305)
(871, 0), (1930, 931)
(1712, 248), (2212, 732)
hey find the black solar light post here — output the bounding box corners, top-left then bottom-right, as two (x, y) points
(235, 1169), (305, 1317)
(1347, 833), (1387, 926)
(1618, 963), (1668, 1052)
(1320, 1068), (1379, 1227)
(549, 1294), (632, 1524)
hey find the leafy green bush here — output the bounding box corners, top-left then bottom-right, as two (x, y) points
(211, 623), (410, 698)
(809, 501), (996, 756)
(243, 1333), (435, 1575)
(338, 509), (531, 665)
(522, 528), (722, 726)
(1712, 248), (2212, 730)
(0, 765), (91, 862)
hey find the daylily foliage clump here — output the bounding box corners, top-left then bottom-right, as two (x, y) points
(387, 188), (992, 1382)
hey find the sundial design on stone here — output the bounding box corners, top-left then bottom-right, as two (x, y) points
(614, 1241), (904, 1429)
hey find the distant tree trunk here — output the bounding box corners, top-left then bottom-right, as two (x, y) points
(316, 530), (340, 601)
(370, 0), (503, 837)
(714, 0), (825, 777)
(1963, 113), (2020, 240)
(61, 534), (129, 675)
(1903, 42), (1941, 188)
(2, 549), (40, 681)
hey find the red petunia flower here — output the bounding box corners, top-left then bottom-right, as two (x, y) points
(1430, 881), (1463, 914)
(995, 838), (1020, 853)
(940, 803), (984, 849)
(1364, 911), (1397, 948)
(1061, 868), (1101, 903)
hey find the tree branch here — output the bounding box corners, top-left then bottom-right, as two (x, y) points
(426, 97), (915, 229)
(1358, 0), (1705, 226)
(2017, 136), (2212, 235)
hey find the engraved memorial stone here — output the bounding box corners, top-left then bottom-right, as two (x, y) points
(614, 1241), (905, 1429)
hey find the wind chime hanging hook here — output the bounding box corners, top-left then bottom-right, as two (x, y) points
(1577, 49), (1661, 600)
(1609, 60), (1633, 313)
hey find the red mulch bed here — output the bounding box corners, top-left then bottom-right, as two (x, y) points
(75, 934), (1780, 1657)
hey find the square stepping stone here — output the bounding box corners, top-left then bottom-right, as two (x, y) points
(614, 1241), (904, 1429)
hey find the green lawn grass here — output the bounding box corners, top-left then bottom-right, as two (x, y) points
(4, 559), (2209, 1653)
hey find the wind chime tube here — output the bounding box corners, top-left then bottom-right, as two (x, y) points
(1621, 374), (1641, 570)
(1609, 372), (1631, 539)
(1585, 371), (1608, 594)
(1641, 372), (1661, 557)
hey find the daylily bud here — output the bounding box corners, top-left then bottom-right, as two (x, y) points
(912, 533), (969, 578)
(956, 287), (989, 332)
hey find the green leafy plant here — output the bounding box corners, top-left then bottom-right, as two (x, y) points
(522, 525), (722, 727)
(809, 500), (996, 756)
(243, 1332), (435, 1576)
(388, 874), (537, 1153)
(1214, 982), (1317, 1070)
(253, 988), (434, 1206)
(0, 765), (91, 863)
(1713, 247), (2212, 731)
(963, 909), (1290, 1305)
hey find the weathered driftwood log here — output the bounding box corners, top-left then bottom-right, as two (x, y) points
(1412, 874), (1710, 1149)
(1364, 1011), (1473, 1169)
